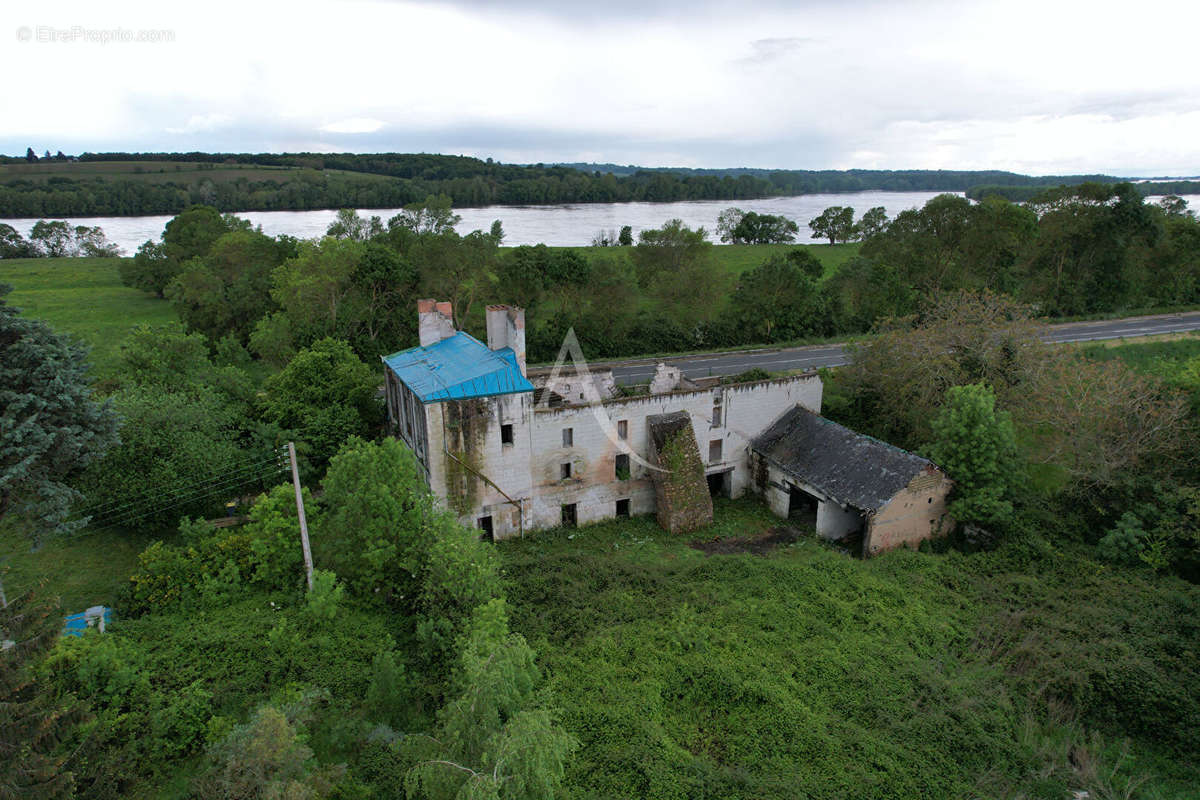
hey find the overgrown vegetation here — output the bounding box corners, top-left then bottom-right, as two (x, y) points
(499, 500), (1200, 799)
(2, 181), (1199, 798)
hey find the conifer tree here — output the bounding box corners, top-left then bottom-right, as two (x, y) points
(0, 590), (84, 799)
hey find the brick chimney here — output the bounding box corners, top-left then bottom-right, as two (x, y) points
(485, 304), (526, 376)
(418, 299), (455, 347)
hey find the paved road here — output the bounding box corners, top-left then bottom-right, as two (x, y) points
(603, 311), (1200, 385)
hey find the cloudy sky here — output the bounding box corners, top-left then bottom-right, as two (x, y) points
(2, 0), (1198, 175)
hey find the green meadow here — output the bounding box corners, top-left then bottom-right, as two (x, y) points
(0, 257), (178, 378)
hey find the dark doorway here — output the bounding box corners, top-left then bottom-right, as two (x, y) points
(706, 469), (732, 498)
(561, 503), (577, 527)
(478, 515), (494, 541)
(787, 485), (819, 527)
(615, 498), (630, 518)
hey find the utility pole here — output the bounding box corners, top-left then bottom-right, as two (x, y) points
(287, 442), (314, 592)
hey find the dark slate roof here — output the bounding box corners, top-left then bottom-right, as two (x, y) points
(751, 406), (937, 512)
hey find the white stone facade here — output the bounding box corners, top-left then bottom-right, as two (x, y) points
(388, 369), (824, 539)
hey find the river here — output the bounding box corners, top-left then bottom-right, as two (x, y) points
(4, 191), (1197, 254)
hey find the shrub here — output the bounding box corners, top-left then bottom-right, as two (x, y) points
(318, 437), (438, 604)
(364, 649), (409, 728)
(306, 570), (344, 622)
(1098, 512), (1148, 565)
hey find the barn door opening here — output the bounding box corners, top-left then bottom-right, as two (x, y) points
(787, 485), (819, 527)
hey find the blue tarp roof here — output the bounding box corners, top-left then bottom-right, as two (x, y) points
(383, 332), (534, 403)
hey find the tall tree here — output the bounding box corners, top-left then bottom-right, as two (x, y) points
(631, 219), (710, 288)
(28, 221), (74, 258)
(165, 229), (288, 343)
(808, 206), (855, 244)
(404, 600), (576, 800)
(854, 206), (889, 240)
(724, 253), (826, 342)
(0, 589), (85, 799)
(0, 225), (36, 259)
(927, 383), (1021, 527)
(0, 286), (118, 544)
(326, 208), (383, 241)
(259, 339), (382, 469)
(729, 211), (800, 244)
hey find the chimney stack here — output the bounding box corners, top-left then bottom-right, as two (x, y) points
(485, 304), (526, 376)
(418, 299), (455, 347)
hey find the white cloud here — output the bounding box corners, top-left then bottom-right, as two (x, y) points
(319, 118), (386, 135)
(165, 113), (232, 135)
(1, 0), (1198, 173)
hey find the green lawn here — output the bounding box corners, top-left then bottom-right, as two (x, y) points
(566, 242), (860, 282)
(498, 498), (1200, 799)
(0, 256), (177, 378)
(0, 521), (163, 612)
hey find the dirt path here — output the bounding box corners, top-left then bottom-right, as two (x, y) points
(689, 525), (803, 556)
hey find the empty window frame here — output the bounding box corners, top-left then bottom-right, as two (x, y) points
(709, 439), (723, 463)
(617, 419), (628, 440)
(562, 427), (574, 447)
(477, 515), (494, 541)
(560, 462), (572, 480)
(615, 453), (631, 480)
(500, 423), (514, 445)
(561, 503), (577, 527)
(615, 498), (631, 518)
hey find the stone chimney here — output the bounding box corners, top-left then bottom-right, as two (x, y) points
(418, 299), (455, 347)
(485, 305), (526, 376)
(649, 362), (683, 394)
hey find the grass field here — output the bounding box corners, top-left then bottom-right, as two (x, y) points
(0, 257), (178, 377)
(499, 499), (1200, 799)
(0, 522), (163, 612)
(565, 242), (861, 282)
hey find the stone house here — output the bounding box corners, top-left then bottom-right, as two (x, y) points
(750, 405), (954, 556)
(382, 300), (952, 554)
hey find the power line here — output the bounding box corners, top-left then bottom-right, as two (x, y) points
(96, 460), (287, 526)
(81, 453), (287, 521)
(79, 449), (289, 517)
(79, 450), (290, 528)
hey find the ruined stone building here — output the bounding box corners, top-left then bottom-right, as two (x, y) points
(383, 300), (952, 555)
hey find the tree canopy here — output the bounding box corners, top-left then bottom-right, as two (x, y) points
(0, 286), (118, 543)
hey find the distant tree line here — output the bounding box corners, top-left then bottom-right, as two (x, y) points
(967, 180), (1200, 202)
(0, 149), (1161, 216)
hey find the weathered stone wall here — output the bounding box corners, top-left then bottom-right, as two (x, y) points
(425, 392), (536, 539)
(528, 373), (823, 530)
(863, 468), (954, 556)
(412, 372), (823, 537)
(648, 414), (713, 534)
